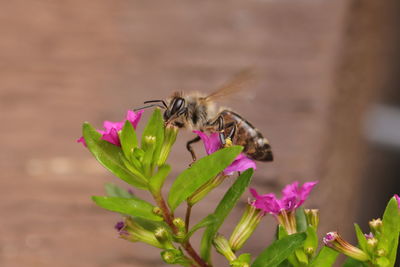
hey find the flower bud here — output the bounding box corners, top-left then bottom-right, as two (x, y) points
(172, 218), (186, 240)
(154, 227), (175, 250)
(213, 234), (237, 262)
(367, 238), (378, 250)
(229, 204), (265, 251)
(376, 248), (387, 257)
(187, 173), (227, 206)
(323, 232), (369, 262)
(369, 218), (382, 236)
(304, 209), (319, 229)
(157, 124), (178, 166)
(305, 247), (315, 256)
(152, 207), (163, 216)
(161, 249), (191, 265)
(142, 135), (156, 176)
(115, 218), (163, 248)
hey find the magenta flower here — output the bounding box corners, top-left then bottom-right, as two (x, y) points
(249, 181), (318, 234)
(193, 130), (256, 175)
(394, 194), (400, 209)
(77, 110), (143, 147)
(250, 181), (318, 215)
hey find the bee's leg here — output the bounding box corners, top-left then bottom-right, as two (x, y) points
(186, 136), (201, 162)
(224, 122), (237, 140)
(207, 115), (225, 130)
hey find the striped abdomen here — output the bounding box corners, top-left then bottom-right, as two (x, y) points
(220, 110), (273, 162)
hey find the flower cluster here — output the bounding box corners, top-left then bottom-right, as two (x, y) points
(78, 110), (143, 147)
(249, 181), (318, 235)
(80, 108), (400, 267)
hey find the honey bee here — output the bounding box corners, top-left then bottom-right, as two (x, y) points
(136, 70), (273, 162)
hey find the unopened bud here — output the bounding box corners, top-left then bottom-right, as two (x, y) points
(377, 248), (387, 257)
(229, 204), (265, 251)
(152, 207), (163, 216)
(369, 219), (382, 236)
(115, 218), (163, 248)
(173, 218), (186, 239)
(304, 209), (319, 229)
(305, 247), (315, 256)
(161, 249), (191, 265)
(187, 173), (227, 206)
(157, 124), (178, 166)
(154, 227), (174, 249)
(367, 238), (378, 248)
(173, 218), (185, 229)
(323, 232), (369, 262)
(213, 234), (237, 262)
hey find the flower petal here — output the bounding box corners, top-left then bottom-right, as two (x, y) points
(297, 181), (318, 207)
(126, 110), (143, 129)
(223, 154), (256, 175)
(101, 127), (121, 146)
(193, 130), (221, 154)
(77, 136), (87, 147)
(250, 188), (281, 215)
(282, 181), (299, 197)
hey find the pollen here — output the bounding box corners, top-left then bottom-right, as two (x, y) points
(224, 138), (233, 147)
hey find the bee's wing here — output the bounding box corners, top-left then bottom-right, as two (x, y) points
(204, 69), (254, 102)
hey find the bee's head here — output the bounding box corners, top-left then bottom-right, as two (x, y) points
(164, 97), (187, 128)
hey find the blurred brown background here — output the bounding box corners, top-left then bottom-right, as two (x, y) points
(1, 0), (399, 266)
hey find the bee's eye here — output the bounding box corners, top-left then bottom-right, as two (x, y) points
(163, 110), (170, 120)
(170, 98), (184, 115)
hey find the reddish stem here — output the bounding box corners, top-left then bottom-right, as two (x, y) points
(153, 194), (210, 267)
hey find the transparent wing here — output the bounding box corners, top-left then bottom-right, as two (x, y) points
(204, 69), (254, 102)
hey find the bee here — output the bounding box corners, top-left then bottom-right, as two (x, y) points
(136, 70), (273, 162)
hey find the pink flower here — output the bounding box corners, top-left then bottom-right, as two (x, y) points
(250, 181), (318, 215)
(77, 110), (143, 147)
(193, 130), (256, 175)
(394, 194), (400, 209)
(249, 181), (318, 234)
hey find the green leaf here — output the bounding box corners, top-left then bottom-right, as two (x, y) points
(231, 253), (252, 266)
(92, 196), (163, 221)
(200, 169), (253, 262)
(295, 248), (308, 265)
(120, 120), (138, 159)
(277, 260), (292, 267)
(376, 257), (390, 267)
(296, 207), (307, 232)
(133, 217), (169, 232)
(141, 108), (164, 165)
(251, 233), (306, 267)
(379, 197), (400, 265)
(310, 247), (339, 267)
(82, 122), (148, 189)
(343, 257), (369, 267)
(105, 183), (134, 198)
(354, 223), (368, 253)
(184, 214), (216, 242)
(149, 164), (171, 195)
(168, 146), (243, 211)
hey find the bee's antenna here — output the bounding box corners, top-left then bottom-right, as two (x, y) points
(134, 104), (165, 112)
(143, 100), (167, 108)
